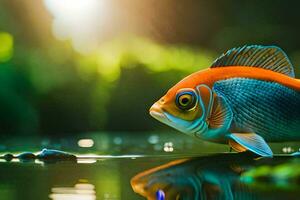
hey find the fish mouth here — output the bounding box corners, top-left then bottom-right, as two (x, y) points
(149, 102), (194, 134)
(149, 103), (187, 133)
(131, 180), (147, 197)
(149, 102), (170, 125)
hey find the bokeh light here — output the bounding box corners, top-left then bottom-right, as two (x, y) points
(282, 146), (294, 154)
(163, 142), (174, 152)
(78, 139), (94, 148)
(76, 37), (215, 81)
(148, 135), (159, 144)
(44, 0), (108, 53)
(0, 32), (13, 62)
(49, 182), (96, 200)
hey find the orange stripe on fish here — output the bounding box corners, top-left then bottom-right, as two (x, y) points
(172, 67), (300, 93)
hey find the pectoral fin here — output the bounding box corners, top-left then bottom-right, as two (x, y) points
(228, 133), (273, 157)
(208, 94), (233, 131)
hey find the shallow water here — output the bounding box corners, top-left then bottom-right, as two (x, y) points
(0, 132), (300, 200)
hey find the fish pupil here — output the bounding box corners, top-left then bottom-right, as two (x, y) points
(181, 97), (189, 105)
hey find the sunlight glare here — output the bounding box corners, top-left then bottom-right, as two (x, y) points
(49, 183), (96, 200)
(44, 0), (107, 53)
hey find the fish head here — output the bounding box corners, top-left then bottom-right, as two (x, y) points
(131, 155), (249, 200)
(131, 159), (196, 200)
(149, 73), (213, 136)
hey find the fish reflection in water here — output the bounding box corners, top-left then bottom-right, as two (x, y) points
(49, 182), (96, 200)
(131, 153), (300, 200)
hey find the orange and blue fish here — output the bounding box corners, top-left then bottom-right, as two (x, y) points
(150, 45), (300, 157)
(131, 154), (295, 200)
(130, 154), (255, 200)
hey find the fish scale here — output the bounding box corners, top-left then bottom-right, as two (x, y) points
(214, 78), (300, 141)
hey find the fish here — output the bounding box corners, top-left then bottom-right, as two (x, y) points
(131, 154), (300, 200)
(131, 156), (245, 200)
(149, 45), (300, 157)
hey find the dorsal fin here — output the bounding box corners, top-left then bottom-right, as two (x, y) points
(211, 45), (295, 77)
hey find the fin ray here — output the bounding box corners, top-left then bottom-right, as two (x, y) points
(228, 133), (273, 157)
(208, 93), (232, 130)
(211, 45), (295, 77)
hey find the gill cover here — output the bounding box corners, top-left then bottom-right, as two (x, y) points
(194, 85), (233, 140)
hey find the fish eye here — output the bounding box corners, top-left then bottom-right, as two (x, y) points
(175, 90), (197, 111)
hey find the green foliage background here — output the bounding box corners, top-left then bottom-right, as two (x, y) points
(0, 0), (299, 136)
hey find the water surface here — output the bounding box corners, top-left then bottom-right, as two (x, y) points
(0, 132), (299, 200)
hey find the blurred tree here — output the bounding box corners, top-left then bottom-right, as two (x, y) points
(105, 64), (186, 131)
(0, 63), (38, 135)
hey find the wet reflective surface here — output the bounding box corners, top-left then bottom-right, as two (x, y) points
(131, 153), (300, 200)
(0, 132), (300, 200)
